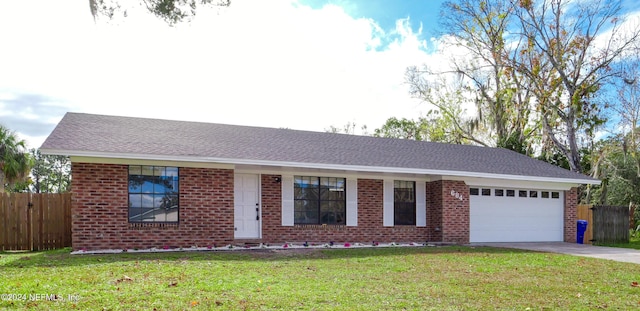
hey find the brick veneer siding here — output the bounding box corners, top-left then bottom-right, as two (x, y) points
(261, 176), (430, 243)
(426, 180), (470, 244)
(426, 181), (443, 242)
(564, 187), (579, 243)
(71, 163), (234, 250)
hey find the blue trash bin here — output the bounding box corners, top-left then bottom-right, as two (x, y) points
(577, 220), (588, 244)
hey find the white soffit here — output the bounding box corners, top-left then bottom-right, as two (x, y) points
(56, 150), (599, 186)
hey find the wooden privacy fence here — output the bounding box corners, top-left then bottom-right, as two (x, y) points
(0, 193), (71, 251)
(577, 204), (629, 244)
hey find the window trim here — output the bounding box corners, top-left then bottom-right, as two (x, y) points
(128, 165), (180, 224)
(394, 180), (416, 226)
(293, 176), (346, 225)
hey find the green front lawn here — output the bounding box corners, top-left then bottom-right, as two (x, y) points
(596, 233), (640, 250)
(1, 246), (639, 310)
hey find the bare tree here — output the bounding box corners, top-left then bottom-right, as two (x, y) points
(513, 0), (640, 172)
(613, 55), (640, 175)
(408, 0), (538, 152)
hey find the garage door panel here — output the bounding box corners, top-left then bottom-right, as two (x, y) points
(472, 208), (561, 219)
(472, 229), (563, 243)
(470, 188), (564, 243)
(471, 221), (562, 231)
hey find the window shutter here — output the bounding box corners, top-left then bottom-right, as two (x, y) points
(383, 179), (394, 227)
(346, 178), (358, 226)
(281, 175), (294, 226)
(416, 181), (426, 227)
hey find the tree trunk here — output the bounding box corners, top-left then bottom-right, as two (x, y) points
(0, 172), (5, 193)
(565, 112), (583, 173)
(630, 202), (637, 230)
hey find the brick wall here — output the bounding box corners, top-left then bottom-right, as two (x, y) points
(260, 174), (282, 241)
(426, 181), (443, 241)
(73, 165), (474, 250)
(426, 180), (470, 244)
(71, 163), (234, 250)
(564, 187), (579, 242)
(261, 176), (430, 244)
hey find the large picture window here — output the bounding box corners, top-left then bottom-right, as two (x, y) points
(128, 165), (179, 223)
(394, 180), (416, 225)
(294, 176), (346, 225)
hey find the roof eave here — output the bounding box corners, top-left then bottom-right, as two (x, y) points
(41, 149), (601, 185)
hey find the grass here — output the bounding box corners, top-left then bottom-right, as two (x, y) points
(596, 232), (640, 249)
(1, 246), (640, 310)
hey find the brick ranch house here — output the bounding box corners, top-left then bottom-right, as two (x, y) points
(41, 113), (599, 251)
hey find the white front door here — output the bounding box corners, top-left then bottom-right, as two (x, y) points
(234, 173), (261, 239)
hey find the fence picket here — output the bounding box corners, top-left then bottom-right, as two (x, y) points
(42, 194), (50, 250)
(8, 194), (19, 249)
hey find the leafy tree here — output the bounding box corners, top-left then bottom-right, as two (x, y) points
(89, 0), (231, 25)
(374, 117), (427, 140)
(589, 135), (640, 210)
(372, 113), (461, 143)
(30, 149), (71, 194)
(586, 55), (640, 217)
(513, 0), (640, 173)
(0, 125), (33, 193)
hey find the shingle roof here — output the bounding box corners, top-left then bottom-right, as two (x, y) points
(41, 112), (597, 183)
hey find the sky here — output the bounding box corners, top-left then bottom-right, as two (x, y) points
(1, 0), (639, 150)
(0, 0), (448, 149)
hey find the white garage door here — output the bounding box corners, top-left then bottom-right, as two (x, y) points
(470, 188), (564, 243)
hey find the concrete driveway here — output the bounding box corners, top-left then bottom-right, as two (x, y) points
(475, 242), (640, 264)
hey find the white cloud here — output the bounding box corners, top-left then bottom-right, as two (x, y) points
(0, 0), (445, 148)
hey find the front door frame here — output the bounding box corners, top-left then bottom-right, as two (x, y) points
(234, 173), (262, 239)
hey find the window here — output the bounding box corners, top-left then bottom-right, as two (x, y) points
(519, 190), (527, 198)
(541, 191), (550, 198)
(529, 191), (538, 198)
(294, 176), (345, 225)
(495, 189), (504, 197)
(481, 188), (491, 196)
(128, 166), (179, 223)
(551, 192), (560, 199)
(506, 190), (515, 197)
(470, 188), (479, 195)
(394, 180), (416, 225)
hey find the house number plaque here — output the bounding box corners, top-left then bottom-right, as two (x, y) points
(450, 189), (464, 201)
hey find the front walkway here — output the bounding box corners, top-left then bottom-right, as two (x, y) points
(475, 242), (640, 264)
